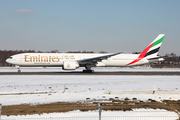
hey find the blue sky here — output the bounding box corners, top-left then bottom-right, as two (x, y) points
(0, 0), (180, 55)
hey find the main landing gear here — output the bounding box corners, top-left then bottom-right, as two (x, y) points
(83, 70), (94, 73)
(83, 65), (94, 73)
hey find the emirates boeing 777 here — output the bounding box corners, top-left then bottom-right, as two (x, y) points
(6, 34), (165, 72)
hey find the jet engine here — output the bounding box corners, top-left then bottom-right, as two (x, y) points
(62, 61), (79, 70)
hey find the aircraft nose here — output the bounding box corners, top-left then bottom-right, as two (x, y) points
(6, 58), (10, 63)
(6, 57), (13, 64)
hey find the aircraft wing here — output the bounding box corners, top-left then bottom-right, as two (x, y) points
(78, 52), (120, 64)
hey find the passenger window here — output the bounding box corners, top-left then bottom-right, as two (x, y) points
(9, 57), (13, 59)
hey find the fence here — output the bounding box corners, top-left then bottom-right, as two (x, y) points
(1, 116), (179, 120)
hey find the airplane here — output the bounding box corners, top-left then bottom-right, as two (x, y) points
(6, 34), (165, 73)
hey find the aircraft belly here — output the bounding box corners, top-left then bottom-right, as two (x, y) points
(127, 59), (149, 66)
(101, 60), (130, 67)
(18, 61), (63, 67)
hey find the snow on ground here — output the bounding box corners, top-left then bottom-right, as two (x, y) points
(0, 73), (180, 105)
(0, 67), (180, 119)
(1, 109), (179, 120)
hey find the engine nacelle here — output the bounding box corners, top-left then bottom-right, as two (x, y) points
(62, 61), (79, 70)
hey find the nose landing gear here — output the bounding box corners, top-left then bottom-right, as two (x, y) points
(17, 69), (21, 73)
(16, 66), (21, 73)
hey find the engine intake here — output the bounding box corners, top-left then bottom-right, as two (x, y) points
(62, 61), (79, 70)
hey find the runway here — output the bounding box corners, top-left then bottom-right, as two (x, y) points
(0, 71), (180, 75)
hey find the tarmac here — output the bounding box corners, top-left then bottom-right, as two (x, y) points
(0, 71), (180, 75)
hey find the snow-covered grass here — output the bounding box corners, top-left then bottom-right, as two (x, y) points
(0, 67), (180, 119)
(0, 75), (180, 105)
(2, 109), (179, 120)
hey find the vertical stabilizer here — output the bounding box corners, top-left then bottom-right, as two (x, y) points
(127, 34), (165, 66)
(144, 34), (165, 59)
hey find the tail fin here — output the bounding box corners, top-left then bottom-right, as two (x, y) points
(144, 34), (165, 59)
(127, 34), (165, 65)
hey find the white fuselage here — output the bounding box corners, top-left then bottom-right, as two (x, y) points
(5, 34), (165, 71)
(6, 53), (150, 67)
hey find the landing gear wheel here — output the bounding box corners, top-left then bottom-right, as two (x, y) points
(17, 69), (21, 73)
(83, 70), (94, 73)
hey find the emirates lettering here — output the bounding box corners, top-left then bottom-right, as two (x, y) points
(25, 55), (60, 62)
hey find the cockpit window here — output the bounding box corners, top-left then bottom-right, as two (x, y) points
(9, 57), (13, 59)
